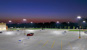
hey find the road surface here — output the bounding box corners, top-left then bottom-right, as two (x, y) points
(0, 29), (87, 50)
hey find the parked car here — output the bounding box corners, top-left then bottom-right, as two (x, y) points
(27, 33), (34, 36)
(0, 31), (2, 33)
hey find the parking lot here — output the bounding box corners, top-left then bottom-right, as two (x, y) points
(0, 29), (87, 50)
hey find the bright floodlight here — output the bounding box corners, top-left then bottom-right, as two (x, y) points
(56, 21), (59, 23)
(83, 21), (86, 23)
(77, 16), (81, 19)
(23, 19), (27, 21)
(9, 20), (12, 23)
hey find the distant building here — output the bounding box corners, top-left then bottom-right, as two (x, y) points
(0, 23), (8, 31)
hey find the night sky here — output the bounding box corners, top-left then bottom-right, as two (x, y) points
(0, 0), (87, 23)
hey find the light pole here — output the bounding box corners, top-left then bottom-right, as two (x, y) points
(30, 22), (33, 28)
(23, 19), (27, 28)
(42, 22), (44, 30)
(56, 21), (59, 28)
(8, 20), (12, 30)
(83, 21), (86, 29)
(68, 22), (70, 29)
(22, 19), (27, 36)
(77, 16), (81, 39)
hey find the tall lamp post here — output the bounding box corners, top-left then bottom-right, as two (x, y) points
(68, 22), (70, 29)
(8, 20), (12, 30)
(23, 19), (27, 35)
(42, 22), (44, 30)
(83, 21), (86, 29)
(56, 21), (59, 28)
(30, 22), (33, 28)
(23, 19), (27, 28)
(77, 16), (81, 39)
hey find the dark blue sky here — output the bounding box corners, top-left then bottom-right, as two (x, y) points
(0, 0), (87, 23)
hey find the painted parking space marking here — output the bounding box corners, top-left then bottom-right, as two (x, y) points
(61, 40), (62, 50)
(51, 41), (55, 48)
(68, 42), (73, 50)
(43, 40), (49, 47)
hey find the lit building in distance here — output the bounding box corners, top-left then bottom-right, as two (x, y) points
(0, 23), (8, 31)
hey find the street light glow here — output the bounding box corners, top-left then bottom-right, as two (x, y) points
(77, 16), (81, 19)
(83, 21), (86, 23)
(31, 22), (33, 23)
(77, 16), (82, 39)
(56, 21), (59, 23)
(68, 22), (70, 24)
(23, 19), (27, 21)
(9, 20), (12, 23)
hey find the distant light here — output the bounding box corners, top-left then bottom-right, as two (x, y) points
(56, 21), (59, 23)
(77, 16), (81, 19)
(68, 22), (70, 24)
(83, 21), (86, 23)
(9, 20), (12, 23)
(31, 22), (33, 23)
(23, 19), (27, 21)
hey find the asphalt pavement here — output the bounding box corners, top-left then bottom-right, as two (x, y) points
(0, 29), (87, 50)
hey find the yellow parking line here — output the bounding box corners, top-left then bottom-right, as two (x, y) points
(51, 41), (55, 48)
(35, 40), (42, 46)
(61, 41), (62, 50)
(38, 40), (42, 43)
(43, 40), (49, 47)
(69, 42), (73, 50)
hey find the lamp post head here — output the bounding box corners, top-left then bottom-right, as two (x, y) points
(77, 16), (81, 19)
(56, 21), (59, 23)
(31, 22), (33, 23)
(9, 20), (12, 23)
(83, 21), (86, 23)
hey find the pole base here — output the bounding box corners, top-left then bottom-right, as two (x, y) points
(79, 37), (81, 39)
